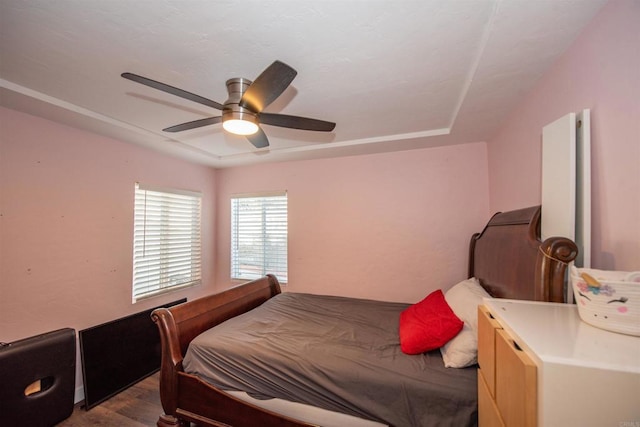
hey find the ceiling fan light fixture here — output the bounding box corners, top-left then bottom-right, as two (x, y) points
(222, 108), (259, 135)
(223, 118), (259, 135)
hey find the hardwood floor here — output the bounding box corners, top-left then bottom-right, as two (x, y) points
(57, 373), (163, 427)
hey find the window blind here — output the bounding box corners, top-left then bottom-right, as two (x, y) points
(231, 192), (287, 283)
(132, 183), (202, 302)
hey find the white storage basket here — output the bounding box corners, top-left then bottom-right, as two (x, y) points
(570, 266), (640, 336)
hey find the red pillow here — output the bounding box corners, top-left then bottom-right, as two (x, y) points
(399, 289), (464, 355)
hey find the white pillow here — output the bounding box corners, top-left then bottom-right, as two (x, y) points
(440, 277), (492, 368)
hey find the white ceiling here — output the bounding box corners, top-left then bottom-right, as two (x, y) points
(0, 0), (606, 168)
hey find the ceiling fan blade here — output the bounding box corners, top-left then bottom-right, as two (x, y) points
(162, 116), (222, 132)
(239, 61), (297, 113)
(122, 72), (224, 110)
(259, 113), (336, 132)
(246, 127), (270, 149)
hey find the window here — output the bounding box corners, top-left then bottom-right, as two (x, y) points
(231, 192), (287, 282)
(132, 183), (202, 302)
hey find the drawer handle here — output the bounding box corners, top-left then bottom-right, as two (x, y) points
(513, 340), (523, 351)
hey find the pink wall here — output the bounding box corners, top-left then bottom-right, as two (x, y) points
(1, 106), (490, 395)
(487, 0), (639, 270)
(215, 142), (490, 303)
(0, 107), (217, 392)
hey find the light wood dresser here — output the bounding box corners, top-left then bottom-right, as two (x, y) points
(477, 298), (639, 427)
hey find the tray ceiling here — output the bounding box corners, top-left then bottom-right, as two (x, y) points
(0, 0), (606, 168)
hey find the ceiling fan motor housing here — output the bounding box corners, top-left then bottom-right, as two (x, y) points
(223, 77), (258, 125)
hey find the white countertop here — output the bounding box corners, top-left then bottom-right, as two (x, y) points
(483, 298), (640, 374)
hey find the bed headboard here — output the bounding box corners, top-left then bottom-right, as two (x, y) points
(468, 206), (578, 303)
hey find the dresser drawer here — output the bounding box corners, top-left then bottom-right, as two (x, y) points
(495, 329), (537, 427)
(478, 368), (505, 427)
(477, 305), (502, 397)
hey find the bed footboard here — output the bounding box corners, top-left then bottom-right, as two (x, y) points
(151, 274), (312, 427)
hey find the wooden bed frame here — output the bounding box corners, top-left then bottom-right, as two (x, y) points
(151, 205), (577, 427)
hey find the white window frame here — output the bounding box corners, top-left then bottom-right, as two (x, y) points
(132, 183), (202, 302)
(231, 192), (288, 283)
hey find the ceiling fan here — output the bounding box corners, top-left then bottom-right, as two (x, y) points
(122, 60), (336, 149)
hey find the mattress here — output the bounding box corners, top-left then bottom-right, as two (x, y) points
(183, 292), (477, 426)
(226, 390), (387, 427)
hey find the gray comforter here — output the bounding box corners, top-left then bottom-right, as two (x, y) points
(183, 292), (477, 427)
